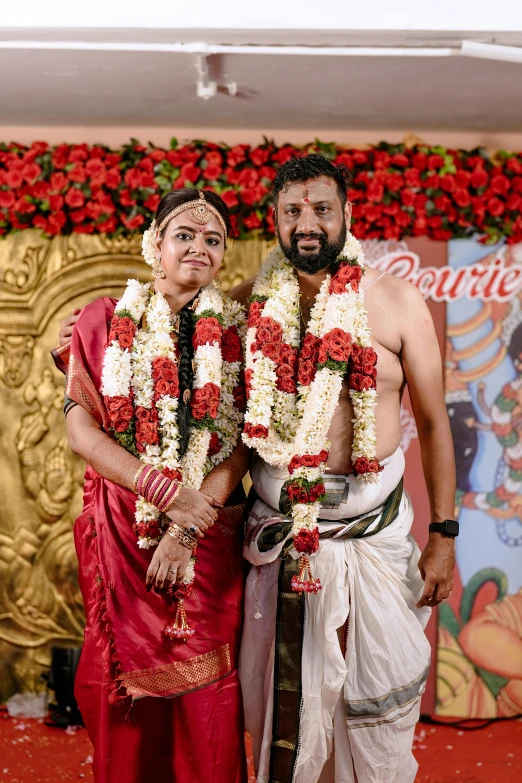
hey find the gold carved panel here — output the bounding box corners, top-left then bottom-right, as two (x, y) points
(0, 229), (269, 700)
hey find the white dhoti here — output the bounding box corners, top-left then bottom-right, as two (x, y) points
(239, 448), (431, 783)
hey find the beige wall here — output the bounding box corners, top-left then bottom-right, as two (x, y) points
(2, 126), (522, 151)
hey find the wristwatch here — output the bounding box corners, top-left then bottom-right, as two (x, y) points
(429, 520), (459, 538)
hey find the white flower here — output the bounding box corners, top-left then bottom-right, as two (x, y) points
(101, 346), (132, 397)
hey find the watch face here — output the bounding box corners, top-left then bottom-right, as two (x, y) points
(444, 519), (459, 537)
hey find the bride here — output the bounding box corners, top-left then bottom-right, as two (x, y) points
(55, 189), (250, 783)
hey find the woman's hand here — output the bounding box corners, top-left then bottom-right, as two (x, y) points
(166, 487), (218, 538)
(146, 534), (192, 593)
(59, 309), (81, 345)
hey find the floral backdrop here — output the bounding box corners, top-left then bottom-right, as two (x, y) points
(1, 139), (522, 243)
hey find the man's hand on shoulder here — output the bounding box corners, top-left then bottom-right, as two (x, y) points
(417, 533), (455, 608)
(59, 308), (81, 345)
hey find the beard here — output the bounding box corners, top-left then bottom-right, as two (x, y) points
(277, 223), (347, 274)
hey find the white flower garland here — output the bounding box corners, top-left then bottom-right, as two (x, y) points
(101, 280), (244, 558)
(243, 234), (379, 549)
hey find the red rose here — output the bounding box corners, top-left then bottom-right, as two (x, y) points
(349, 373), (365, 391)
(440, 174), (455, 193)
(155, 379), (172, 397)
(471, 168), (488, 189)
(300, 333), (320, 361)
(161, 365), (179, 383)
(296, 489), (310, 505)
(277, 376), (297, 394)
(135, 406), (152, 422)
(193, 316), (222, 348)
(112, 416), (131, 433)
(0, 191), (15, 209)
(328, 343), (350, 362)
(301, 455), (318, 467)
(191, 403), (208, 420)
(222, 326), (243, 363)
(244, 368), (253, 398)
(106, 395), (128, 412)
(362, 347), (377, 365)
(288, 455), (303, 474)
(203, 164), (222, 180)
(319, 449), (329, 463)
(330, 279), (347, 295)
(279, 344), (297, 365)
(248, 300), (265, 328)
(138, 422), (159, 445)
(243, 422), (269, 439)
(261, 342), (280, 361)
(276, 362), (294, 378)
(161, 467), (182, 483)
(491, 174), (510, 196)
(105, 168), (121, 190)
(488, 197), (505, 217)
(256, 327), (272, 344)
(293, 527), (320, 554)
(208, 432), (222, 456)
(367, 459), (383, 473)
(353, 456), (369, 475)
(258, 317), (283, 341)
(428, 154), (444, 170)
(208, 400), (219, 418)
(297, 358), (316, 386)
(119, 404), (134, 422)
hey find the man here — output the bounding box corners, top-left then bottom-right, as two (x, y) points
(58, 154), (456, 783)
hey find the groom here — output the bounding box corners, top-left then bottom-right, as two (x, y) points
(230, 154), (456, 783)
(58, 154), (456, 782)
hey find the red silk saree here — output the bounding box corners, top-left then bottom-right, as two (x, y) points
(63, 298), (247, 783)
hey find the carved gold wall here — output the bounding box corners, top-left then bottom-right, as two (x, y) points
(0, 230), (272, 701)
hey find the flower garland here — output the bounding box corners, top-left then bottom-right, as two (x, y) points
(1, 138), (522, 242)
(101, 278), (244, 637)
(242, 233), (381, 593)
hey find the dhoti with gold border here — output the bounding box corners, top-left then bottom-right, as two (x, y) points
(239, 471), (431, 783)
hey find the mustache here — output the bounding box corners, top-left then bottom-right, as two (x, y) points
(292, 231), (327, 244)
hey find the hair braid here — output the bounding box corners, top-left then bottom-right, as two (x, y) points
(177, 295), (197, 457)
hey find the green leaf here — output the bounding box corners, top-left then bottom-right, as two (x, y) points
(170, 137), (179, 150)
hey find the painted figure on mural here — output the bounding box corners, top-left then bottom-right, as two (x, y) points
(59, 156), (457, 783)
(54, 189), (251, 783)
(437, 241), (522, 720)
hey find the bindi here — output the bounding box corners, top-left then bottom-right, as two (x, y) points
(302, 197), (311, 204)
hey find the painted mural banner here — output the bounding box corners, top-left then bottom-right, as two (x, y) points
(364, 238), (522, 718)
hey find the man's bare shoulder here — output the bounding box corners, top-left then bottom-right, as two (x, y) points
(228, 277), (256, 306)
(369, 268), (426, 309)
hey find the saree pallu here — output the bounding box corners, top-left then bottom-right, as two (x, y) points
(63, 299), (247, 783)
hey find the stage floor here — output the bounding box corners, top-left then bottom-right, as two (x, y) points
(0, 710), (520, 782)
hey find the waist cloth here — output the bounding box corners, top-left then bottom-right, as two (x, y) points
(239, 451), (432, 783)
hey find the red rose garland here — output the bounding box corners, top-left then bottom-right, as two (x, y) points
(243, 239), (382, 594)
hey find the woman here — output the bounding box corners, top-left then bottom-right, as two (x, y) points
(54, 189), (250, 783)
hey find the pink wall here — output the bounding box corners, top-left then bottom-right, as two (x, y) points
(2, 126), (522, 150)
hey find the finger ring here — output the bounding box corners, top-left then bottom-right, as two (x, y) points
(189, 526), (197, 534)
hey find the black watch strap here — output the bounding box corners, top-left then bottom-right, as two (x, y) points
(429, 520), (459, 538)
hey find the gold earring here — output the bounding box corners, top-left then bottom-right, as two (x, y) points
(152, 256), (166, 279)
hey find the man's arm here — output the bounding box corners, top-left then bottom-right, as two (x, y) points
(399, 282), (456, 608)
(228, 277), (256, 306)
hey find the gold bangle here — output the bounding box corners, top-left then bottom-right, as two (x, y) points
(132, 463), (148, 495)
(167, 523), (197, 550)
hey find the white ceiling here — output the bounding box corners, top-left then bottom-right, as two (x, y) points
(0, 28), (521, 131)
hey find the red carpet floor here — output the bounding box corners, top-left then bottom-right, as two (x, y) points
(0, 710), (520, 782)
